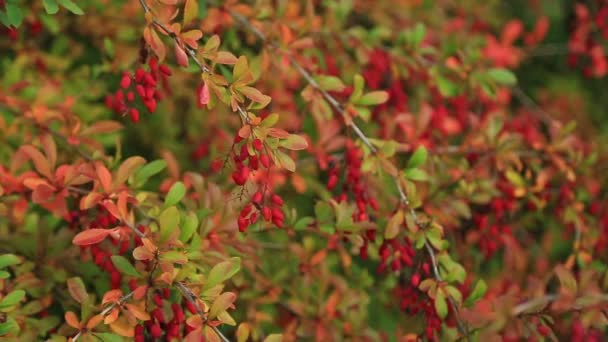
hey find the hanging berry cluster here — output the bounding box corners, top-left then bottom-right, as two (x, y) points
(326, 140), (378, 223)
(229, 129), (288, 232)
(568, 2), (608, 78)
(105, 57), (172, 123)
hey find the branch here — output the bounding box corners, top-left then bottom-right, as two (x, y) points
(137, 0), (249, 123)
(228, 9), (471, 340)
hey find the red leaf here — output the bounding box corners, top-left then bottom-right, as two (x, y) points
(198, 82), (210, 106)
(72, 229), (111, 246)
(175, 43), (189, 67)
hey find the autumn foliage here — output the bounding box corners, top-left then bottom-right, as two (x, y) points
(1, 0), (608, 341)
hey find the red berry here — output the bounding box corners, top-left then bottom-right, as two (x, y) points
(159, 64), (172, 76)
(253, 138), (263, 151)
(238, 217), (249, 232)
(262, 207), (272, 221)
(149, 323), (163, 338)
(271, 194), (284, 206)
(260, 154), (271, 168)
(120, 74), (131, 89)
(129, 108), (140, 123)
(252, 191), (263, 204)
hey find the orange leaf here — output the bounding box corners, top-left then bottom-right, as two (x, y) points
(209, 292), (236, 318)
(114, 156), (146, 188)
(181, 29), (203, 49)
(133, 246), (155, 261)
(109, 318), (135, 337)
(87, 314), (104, 329)
(64, 311), (81, 329)
(72, 229), (111, 246)
(144, 27), (166, 62)
(40, 134), (57, 171)
(19, 145), (52, 179)
(104, 308), (120, 324)
(267, 128), (290, 138)
(80, 192), (103, 211)
(133, 285), (149, 300)
(80, 120), (123, 136)
(95, 162), (113, 193)
(184, 327), (203, 342)
(102, 200), (122, 221)
(310, 249), (327, 266)
(125, 303), (151, 321)
(186, 315), (203, 328)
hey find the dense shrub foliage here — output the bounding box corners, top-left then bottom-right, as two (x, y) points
(1, 0), (608, 341)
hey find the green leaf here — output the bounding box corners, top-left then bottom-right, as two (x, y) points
(0, 271), (9, 279)
(349, 74), (365, 103)
(0, 254), (21, 269)
(164, 181), (186, 207)
(57, 0), (84, 15)
(464, 279), (487, 307)
(434, 290), (448, 319)
(315, 75), (345, 92)
(179, 212), (199, 242)
(0, 318), (19, 336)
(43, 0), (59, 14)
(357, 91), (389, 106)
(275, 150), (295, 172)
(404, 168), (428, 181)
(280, 134), (308, 151)
(133, 160), (166, 187)
(263, 334), (283, 342)
(159, 206), (181, 242)
(5, 4), (23, 27)
(294, 217), (314, 230)
(407, 146), (428, 169)
(160, 251), (188, 264)
(110, 256), (141, 277)
(411, 23), (425, 46)
(487, 68), (517, 85)
(436, 75), (458, 97)
(103, 38), (114, 57)
(205, 257), (241, 290)
(94, 333), (126, 342)
(315, 201), (334, 222)
(0, 290), (25, 310)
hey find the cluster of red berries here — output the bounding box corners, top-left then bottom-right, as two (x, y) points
(395, 284), (442, 340)
(568, 3), (608, 77)
(228, 132), (285, 231)
(105, 57), (172, 123)
(75, 206), (128, 289)
(473, 214), (512, 259)
(238, 190), (285, 231)
(131, 287), (187, 341)
(327, 140), (378, 223)
(377, 238), (416, 273)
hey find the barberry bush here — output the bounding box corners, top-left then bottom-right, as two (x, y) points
(1, 0), (608, 341)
